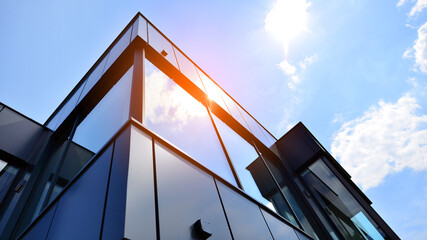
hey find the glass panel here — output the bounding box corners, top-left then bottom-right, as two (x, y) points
(144, 60), (236, 186)
(79, 54), (109, 103)
(49, 81), (86, 130)
(302, 159), (385, 240)
(263, 156), (318, 238)
(147, 24), (178, 69)
(0, 170), (31, 235)
(73, 65), (133, 153)
(196, 68), (229, 111)
(131, 16), (147, 42)
(44, 65), (133, 206)
(173, 48), (205, 91)
(211, 114), (279, 211)
(0, 160), (19, 206)
(240, 109), (275, 147)
(197, 70), (249, 129)
(104, 26), (132, 72)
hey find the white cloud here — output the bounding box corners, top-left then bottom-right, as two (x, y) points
(403, 22), (427, 73)
(287, 75), (301, 90)
(403, 48), (413, 59)
(397, 0), (408, 7)
(279, 60), (297, 75)
(145, 69), (207, 131)
(409, 0), (427, 16)
(299, 54), (318, 70)
(407, 77), (419, 87)
(278, 55), (317, 90)
(331, 93), (427, 190)
(332, 113), (344, 123)
(413, 22), (427, 73)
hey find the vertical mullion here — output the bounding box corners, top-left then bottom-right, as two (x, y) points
(129, 47), (145, 124)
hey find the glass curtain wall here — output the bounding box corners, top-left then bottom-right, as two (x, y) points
(142, 43), (307, 231)
(20, 64), (133, 231)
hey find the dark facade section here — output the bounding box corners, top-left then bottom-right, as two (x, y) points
(273, 122), (400, 240)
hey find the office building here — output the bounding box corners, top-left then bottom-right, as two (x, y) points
(0, 13), (399, 239)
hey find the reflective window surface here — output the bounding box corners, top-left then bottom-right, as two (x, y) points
(302, 159), (385, 240)
(104, 26), (132, 72)
(0, 160), (19, 208)
(79, 54), (109, 103)
(211, 114), (277, 211)
(73, 65), (133, 153)
(47, 81), (85, 130)
(131, 16), (148, 42)
(174, 48), (205, 90)
(145, 60), (237, 186)
(147, 24), (178, 69)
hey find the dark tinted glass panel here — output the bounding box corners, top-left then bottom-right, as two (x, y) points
(216, 181), (273, 240)
(0, 161), (19, 208)
(263, 156), (317, 237)
(104, 26), (132, 71)
(73, 65), (133, 153)
(0, 171), (31, 236)
(48, 81), (85, 130)
(302, 159), (385, 240)
(260, 209), (299, 240)
(79, 54), (109, 103)
(145, 60), (236, 186)
(131, 16), (147, 42)
(211, 115), (278, 211)
(174, 48), (205, 91)
(155, 142), (232, 240)
(147, 24), (178, 69)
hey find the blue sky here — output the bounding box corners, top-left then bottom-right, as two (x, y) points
(1, 0), (426, 238)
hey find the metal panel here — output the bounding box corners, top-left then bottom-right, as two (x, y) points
(123, 126), (155, 240)
(155, 142), (232, 240)
(46, 145), (113, 240)
(260, 209), (300, 240)
(101, 127), (130, 240)
(216, 181), (273, 240)
(296, 230), (312, 240)
(0, 108), (44, 161)
(20, 203), (57, 240)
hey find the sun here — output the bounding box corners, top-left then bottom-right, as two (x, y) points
(265, 0), (311, 50)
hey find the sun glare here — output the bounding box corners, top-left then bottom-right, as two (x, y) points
(265, 0), (311, 50)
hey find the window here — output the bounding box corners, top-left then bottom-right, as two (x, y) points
(301, 159), (385, 240)
(144, 60), (237, 186)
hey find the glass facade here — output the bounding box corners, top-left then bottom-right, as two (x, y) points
(0, 13), (399, 240)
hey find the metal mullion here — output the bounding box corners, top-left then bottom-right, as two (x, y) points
(41, 114), (80, 210)
(129, 46), (145, 124)
(205, 104), (243, 190)
(251, 140), (304, 230)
